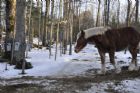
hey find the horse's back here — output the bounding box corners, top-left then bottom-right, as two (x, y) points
(106, 27), (140, 51)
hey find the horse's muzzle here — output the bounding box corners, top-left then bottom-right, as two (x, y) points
(74, 49), (79, 53)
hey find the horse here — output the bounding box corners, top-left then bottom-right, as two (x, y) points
(74, 26), (140, 74)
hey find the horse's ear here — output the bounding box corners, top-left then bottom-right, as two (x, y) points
(81, 30), (85, 36)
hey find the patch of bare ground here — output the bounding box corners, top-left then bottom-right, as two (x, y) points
(0, 66), (140, 93)
(47, 66), (140, 83)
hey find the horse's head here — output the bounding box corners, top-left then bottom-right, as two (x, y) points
(74, 30), (87, 53)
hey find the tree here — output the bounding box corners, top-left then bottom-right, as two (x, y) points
(28, 0), (33, 49)
(14, 0), (26, 73)
(117, 0), (120, 27)
(4, 0), (16, 62)
(126, 0), (132, 26)
(135, 0), (139, 23)
(63, 0), (68, 54)
(107, 0), (110, 26)
(49, 0), (54, 58)
(37, 0), (41, 48)
(42, 0), (50, 46)
(0, 0), (2, 35)
(104, 0), (110, 26)
(96, 0), (101, 26)
(68, 0), (74, 55)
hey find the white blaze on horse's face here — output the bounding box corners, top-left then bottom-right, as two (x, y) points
(74, 30), (87, 53)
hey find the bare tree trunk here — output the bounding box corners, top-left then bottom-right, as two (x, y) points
(43, 0), (50, 46)
(96, 0), (101, 26)
(28, 0), (33, 47)
(135, 0), (139, 23)
(117, 0), (120, 28)
(14, 0), (26, 74)
(37, 1), (41, 48)
(49, 23), (53, 58)
(126, 0), (131, 26)
(78, 5), (81, 32)
(4, 0), (16, 62)
(55, 23), (59, 60)
(104, 0), (110, 26)
(69, 1), (73, 55)
(49, 0), (54, 58)
(63, 0), (68, 54)
(107, 0), (110, 26)
(104, 0), (107, 26)
(40, 1), (44, 44)
(0, 0), (3, 55)
(26, 0), (33, 58)
(0, 0), (2, 38)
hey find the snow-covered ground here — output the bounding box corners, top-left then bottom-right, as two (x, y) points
(0, 44), (136, 79)
(0, 44), (140, 93)
(79, 79), (140, 93)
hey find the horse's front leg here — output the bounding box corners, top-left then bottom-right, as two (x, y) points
(98, 49), (106, 74)
(109, 50), (121, 73)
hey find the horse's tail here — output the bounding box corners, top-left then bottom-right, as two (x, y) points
(137, 42), (140, 49)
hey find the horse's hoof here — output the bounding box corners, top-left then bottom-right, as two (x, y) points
(113, 64), (121, 73)
(115, 68), (121, 74)
(97, 70), (106, 75)
(128, 63), (135, 71)
(134, 66), (139, 71)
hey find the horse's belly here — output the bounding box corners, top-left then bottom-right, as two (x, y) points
(115, 43), (128, 51)
(116, 47), (127, 51)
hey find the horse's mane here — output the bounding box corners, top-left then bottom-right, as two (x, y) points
(80, 26), (111, 39)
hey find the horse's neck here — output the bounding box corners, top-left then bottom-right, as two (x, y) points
(86, 36), (95, 44)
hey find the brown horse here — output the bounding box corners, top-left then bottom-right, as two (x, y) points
(75, 26), (140, 74)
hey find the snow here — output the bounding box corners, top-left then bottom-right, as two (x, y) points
(0, 44), (139, 79)
(0, 44), (140, 92)
(79, 79), (140, 93)
(33, 37), (42, 45)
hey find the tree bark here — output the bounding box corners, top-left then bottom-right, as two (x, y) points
(117, 0), (120, 28)
(63, 0), (68, 54)
(28, 0), (33, 49)
(107, 0), (110, 26)
(37, 0), (41, 48)
(14, 0), (26, 73)
(104, 0), (110, 26)
(104, 0), (107, 26)
(96, 0), (101, 26)
(126, 0), (131, 26)
(0, 0), (2, 38)
(69, 1), (73, 55)
(42, 0), (50, 46)
(49, 0), (54, 58)
(135, 0), (139, 23)
(4, 0), (16, 61)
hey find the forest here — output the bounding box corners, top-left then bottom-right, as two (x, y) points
(0, 0), (140, 93)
